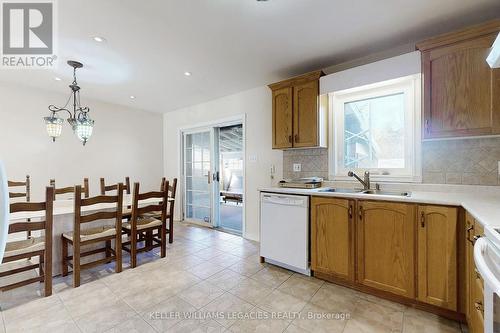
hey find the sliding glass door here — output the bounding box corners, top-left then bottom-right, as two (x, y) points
(183, 130), (213, 224)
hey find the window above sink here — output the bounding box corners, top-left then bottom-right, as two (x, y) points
(328, 74), (422, 183)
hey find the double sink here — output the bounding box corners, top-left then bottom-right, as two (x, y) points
(316, 187), (411, 197)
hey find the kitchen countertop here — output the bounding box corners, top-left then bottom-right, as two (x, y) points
(259, 186), (500, 230)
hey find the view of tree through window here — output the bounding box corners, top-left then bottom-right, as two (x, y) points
(343, 92), (405, 169)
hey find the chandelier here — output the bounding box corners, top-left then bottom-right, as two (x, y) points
(44, 60), (94, 145)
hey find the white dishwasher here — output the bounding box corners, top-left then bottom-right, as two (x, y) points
(260, 193), (310, 275)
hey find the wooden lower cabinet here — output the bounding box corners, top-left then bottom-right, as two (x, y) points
(467, 217), (485, 333)
(417, 205), (458, 311)
(311, 197), (354, 281)
(356, 201), (416, 298)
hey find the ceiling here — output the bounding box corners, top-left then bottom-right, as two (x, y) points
(1, 0), (499, 113)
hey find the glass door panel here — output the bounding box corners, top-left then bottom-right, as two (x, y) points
(184, 131), (212, 223)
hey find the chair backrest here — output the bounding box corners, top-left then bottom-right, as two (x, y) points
(100, 177), (131, 195)
(8, 175), (30, 202)
(160, 177), (177, 199)
(131, 182), (169, 226)
(50, 178), (89, 200)
(73, 184), (123, 238)
(8, 186), (53, 240)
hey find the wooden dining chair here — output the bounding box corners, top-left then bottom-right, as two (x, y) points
(122, 182), (168, 268)
(50, 178), (90, 200)
(8, 175), (32, 239)
(100, 177), (131, 195)
(61, 184), (123, 287)
(1, 186), (54, 296)
(142, 178), (177, 243)
(8, 175), (30, 202)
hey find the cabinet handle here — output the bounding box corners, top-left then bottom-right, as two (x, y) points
(294, 134), (299, 143)
(475, 301), (484, 313)
(288, 135), (292, 143)
(474, 268), (481, 280)
(348, 205), (353, 219)
(358, 206), (363, 221)
(473, 235), (481, 245)
(466, 225), (474, 242)
(420, 211), (425, 228)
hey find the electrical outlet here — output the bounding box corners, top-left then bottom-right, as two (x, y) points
(293, 163), (301, 172)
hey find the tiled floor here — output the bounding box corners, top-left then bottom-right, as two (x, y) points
(0, 222), (467, 333)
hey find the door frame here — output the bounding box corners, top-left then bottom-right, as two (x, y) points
(178, 114), (247, 237)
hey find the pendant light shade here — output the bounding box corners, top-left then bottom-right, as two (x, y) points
(73, 118), (94, 145)
(44, 115), (64, 142)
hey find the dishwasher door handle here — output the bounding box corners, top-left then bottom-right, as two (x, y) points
(262, 195), (305, 206)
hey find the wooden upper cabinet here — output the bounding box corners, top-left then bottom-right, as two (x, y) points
(311, 197), (354, 282)
(269, 71), (326, 149)
(272, 87), (293, 149)
(417, 20), (500, 139)
(356, 201), (415, 298)
(417, 205), (458, 311)
(293, 80), (319, 148)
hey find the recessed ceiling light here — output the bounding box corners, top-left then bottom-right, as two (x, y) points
(54, 77), (62, 81)
(92, 36), (106, 43)
(129, 95), (136, 99)
(184, 71), (192, 76)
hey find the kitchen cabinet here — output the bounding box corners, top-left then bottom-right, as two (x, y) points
(356, 201), (416, 298)
(417, 21), (500, 139)
(268, 71), (326, 149)
(311, 197), (354, 282)
(271, 87), (293, 148)
(466, 216), (485, 333)
(417, 205), (458, 310)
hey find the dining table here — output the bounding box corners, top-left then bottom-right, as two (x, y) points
(8, 194), (172, 276)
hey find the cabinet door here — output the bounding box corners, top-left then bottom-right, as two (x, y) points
(293, 80), (318, 148)
(272, 87), (293, 149)
(356, 201), (415, 298)
(465, 212), (475, 322)
(417, 206), (458, 310)
(311, 197), (354, 281)
(422, 33), (500, 138)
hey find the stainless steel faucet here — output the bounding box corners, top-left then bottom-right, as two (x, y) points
(348, 171), (371, 190)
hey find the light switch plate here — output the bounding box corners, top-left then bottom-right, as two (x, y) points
(293, 163), (301, 172)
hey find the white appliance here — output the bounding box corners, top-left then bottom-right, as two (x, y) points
(260, 193), (310, 275)
(474, 226), (500, 333)
(0, 161), (9, 263)
(487, 32), (500, 69)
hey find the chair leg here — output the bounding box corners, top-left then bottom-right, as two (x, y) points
(61, 236), (68, 277)
(145, 230), (153, 250)
(44, 250), (52, 297)
(131, 231), (137, 268)
(168, 216), (173, 244)
(105, 240), (112, 262)
(39, 254), (44, 282)
(73, 242), (80, 288)
(115, 234), (122, 273)
(161, 223), (166, 258)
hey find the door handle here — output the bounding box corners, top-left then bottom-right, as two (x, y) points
(358, 206), (363, 221)
(207, 171), (211, 184)
(348, 205), (353, 220)
(212, 171), (220, 182)
(420, 211), (425, 228)
(294, 134), (299, 143)
(288, 135), (292, 143)
(466, 225), (474, 242)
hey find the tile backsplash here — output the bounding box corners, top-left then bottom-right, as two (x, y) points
(422, 137), (500, 186)
(282, 137), (500, 185)
(283, 148), (329, 180)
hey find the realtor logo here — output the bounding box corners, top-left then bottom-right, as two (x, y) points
(1, 0), (56, 68)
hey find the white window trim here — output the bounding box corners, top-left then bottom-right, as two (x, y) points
(328, 74), (422, 183)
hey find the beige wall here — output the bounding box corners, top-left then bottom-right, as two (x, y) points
(163, 86), (283, 242)
(0, 83), (164, 200)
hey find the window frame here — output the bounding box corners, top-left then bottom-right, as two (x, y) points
(328, 74), (422, 183)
